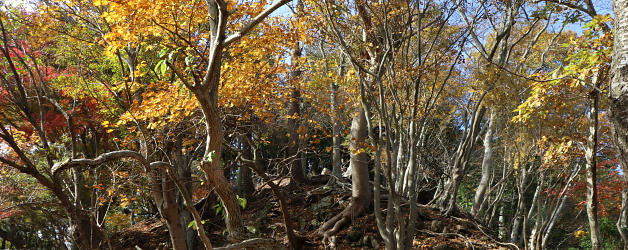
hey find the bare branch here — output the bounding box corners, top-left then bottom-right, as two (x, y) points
(51, 150), (150, 176)
(223, 0), (292, 46)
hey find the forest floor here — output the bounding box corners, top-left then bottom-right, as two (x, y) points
(110, 177), (518, 249)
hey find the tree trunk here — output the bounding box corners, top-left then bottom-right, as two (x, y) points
(348, 107), (371, 211)
(438, 105), (486, 215)
(175, 140), (198, 250)
(68, 206), (105, 249)
(238, 135), (255, 199)
(472, 108), (495, 217)
(510, 166), (528, 243)
(620, 190), (628, 250)
(196, 92), (244, 238)
(288, 45), (306, 184)
(527, 173), (545, 250)
(44, 180), (106, 250)
(330, 79), (342, 178)
(585, 90), (602, 249)
(183, 0), (290, 238)
(541, 195), (568, 249)
(330, 55), (346, 178)
(611, 0), (628, 247)
(317, 107), (370, 239)
(163, 173), (188, 250)
(499, 205), (507, 239)
(148, 168), (187, 250)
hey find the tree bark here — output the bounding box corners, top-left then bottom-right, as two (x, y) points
(472, 108), (495, 217)
(174, 144), (197, 250)
(438, 103), (486, 215)
(161, 170), (188, 250)
(611, 0), (628, 247)
(238, 135), (255, 199)
(288, 44), (306, 184)
(196, 92), (244, 238)
(330, 69), (342, 178)
(317, 107), (370, 239)
(181, 0), (290, 239)
(585, 90), (602, 249)
(499, 205), (507, 239)
(510, 165), (529, 243)
(68, 207), (105, 250)
(287, 86), (305, 183)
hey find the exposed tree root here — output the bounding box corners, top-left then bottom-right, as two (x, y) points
(317, 196), (369, 245)
(237, 154), (306, 249)
(214, 238), (282, 250)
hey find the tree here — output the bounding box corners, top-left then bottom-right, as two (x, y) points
(611, 0), (628, 247)
(95, 0), (293, 239)
(0, 8), (111, 248)
(2, 0), (627, 249)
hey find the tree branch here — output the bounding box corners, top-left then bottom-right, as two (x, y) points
(223, 0), (292, 46)
(51, 150), (150, 177)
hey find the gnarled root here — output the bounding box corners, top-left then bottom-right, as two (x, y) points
(215, 238), (283, 250)
(317, 196), (369, 247)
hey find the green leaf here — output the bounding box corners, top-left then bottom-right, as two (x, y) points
(187, 220), (197, 230)
(213, 203), (222, 216)
(160, 60), (167, 75)
(154, 60), (164, 75)
(158, 48), (168, 58)
(204, 151), (216, 163)
(237, 195), (247, 209)
(185, 55), (193, 66)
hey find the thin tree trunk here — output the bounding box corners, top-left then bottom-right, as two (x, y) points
(438, 104), (486, 215)
(164, 165), (214, 250)
(287, 85), (305, 183)
(239, 153), (302, 250)
(163, 174), (188, 250)
(175, 139), (198, 250)
(527, 173), (544, 250)
(196, 92), (244, 238)
(499, 205), (506, 239)
(511, 166), (528, 243)
(585, 90), (602, 250)
(238, 135), (255, 199)
(287, 38), (306, 184)
(620, 190), (628, 249)
(330, 63), (343, 178)
(541, 195), (568, 249)
(147, 167), (187, 250)
(472, 108), (495, 217)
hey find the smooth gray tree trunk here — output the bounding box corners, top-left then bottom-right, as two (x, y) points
(472, 108), (495, 217)
(318, 107), (371, 240)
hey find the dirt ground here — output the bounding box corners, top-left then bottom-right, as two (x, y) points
(111, 179), (516, 249)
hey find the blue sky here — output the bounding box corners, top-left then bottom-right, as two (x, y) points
(564, 0), (613, 34)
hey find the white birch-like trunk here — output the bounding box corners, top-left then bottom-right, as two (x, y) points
(472, 108), (495, 217)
